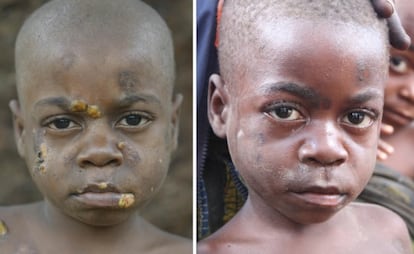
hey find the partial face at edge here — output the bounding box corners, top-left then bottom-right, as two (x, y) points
(12, 33), (181, 226)
(210, 20), (387, 224)
(383, 0), (414, 128)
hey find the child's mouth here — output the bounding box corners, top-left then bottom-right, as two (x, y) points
(73, 192), (135, 208)
(290, 186), (346, 208)
(73, 183), (135, 208)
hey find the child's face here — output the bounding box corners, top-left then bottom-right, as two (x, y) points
(213, 20), (387, 224)
(383, 1), (414, 128)
(13, 40), (180, 226)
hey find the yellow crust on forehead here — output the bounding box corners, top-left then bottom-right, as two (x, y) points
(70, 100), (101, 118)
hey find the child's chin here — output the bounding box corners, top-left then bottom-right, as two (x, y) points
(70, 209), (135, 227)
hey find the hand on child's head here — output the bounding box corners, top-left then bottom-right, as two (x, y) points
(371, 0), (411, 50)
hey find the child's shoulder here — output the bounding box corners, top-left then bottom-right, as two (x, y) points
(349, 202), (409, 232)
(0, 202), (43, 253)
(139, 220), (192, 254)
(347, 202), (412, 252)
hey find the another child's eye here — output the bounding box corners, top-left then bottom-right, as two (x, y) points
(390, 55), (408, 74)
(117, 113), (151, 128)
(342, 111), (376, 128)
(47, 118), (79, 130)
(266, 105), (303, 121)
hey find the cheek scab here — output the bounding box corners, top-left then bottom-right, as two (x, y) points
(36, 143), (48, 174)
(118, 193), (135, 208)
(117, 142), (125, 150)
(0, 220), (8, 236)
(70, 100), (101, 118)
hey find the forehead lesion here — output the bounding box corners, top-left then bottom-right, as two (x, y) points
(118, 70), (140, 92)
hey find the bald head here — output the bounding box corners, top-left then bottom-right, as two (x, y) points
(15, 0), (175, 100)
(218, 0), (389, 85)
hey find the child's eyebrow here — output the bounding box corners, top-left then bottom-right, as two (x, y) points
(34, 97), (71, 111)
(347, 89), (383, 105)
(260, 81), (321, 105)
(117, 94), (162, 108)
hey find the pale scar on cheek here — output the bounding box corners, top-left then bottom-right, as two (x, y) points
(0, 220), (8, 236)
(70, 100), (101, 118)
(118, 193), (135, 208)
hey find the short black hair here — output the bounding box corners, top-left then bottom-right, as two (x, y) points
(218, 0), (389, 85)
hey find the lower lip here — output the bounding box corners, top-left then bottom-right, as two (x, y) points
(73, 192), (125, 208)
(291, 192), (345, 208)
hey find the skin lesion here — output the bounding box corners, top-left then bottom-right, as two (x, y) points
(36, 143), (48, 174)
(70, 100), (101, 118)
(118, 193), (135, 208)
(0, 220), (8, 236)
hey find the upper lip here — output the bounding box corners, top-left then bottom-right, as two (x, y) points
(76, 183), (120, 194)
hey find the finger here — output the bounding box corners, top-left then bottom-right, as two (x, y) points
(371, 0), (394, 18)
(378, 139), (394, 155)
(377, 149), (388, 161)
(380, 122), (394, 136)
(388, 12), (412, 50)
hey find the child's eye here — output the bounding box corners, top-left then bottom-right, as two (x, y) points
(390, 55), (409, 74)
(342, 111), (376, 128)
(47, 118), (79, 130)
(117, 113), (152, 128)
(266, 105), (303, 121)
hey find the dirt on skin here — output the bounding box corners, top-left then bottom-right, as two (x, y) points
(0, 0), (192, 238)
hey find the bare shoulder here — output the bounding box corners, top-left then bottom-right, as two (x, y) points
(140, 222), (192, 254)
(0, 202), (43, 253)
(348, 202), (412, 253)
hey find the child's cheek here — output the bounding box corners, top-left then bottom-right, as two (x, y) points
(32, 130), (49, 176)
(120, 140), (169, 207)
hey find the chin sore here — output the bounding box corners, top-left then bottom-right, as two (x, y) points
(118, 193), (135, 208)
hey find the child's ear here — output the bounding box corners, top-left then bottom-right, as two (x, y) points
(9, 100), (25, 158)
(207, 74), (229, 138)
(170, 93), (183, 151)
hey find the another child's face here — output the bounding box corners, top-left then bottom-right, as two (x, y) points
(383, 3), (414, 128)
(221, 21), (387, 224)
(16, 42), (178, 226)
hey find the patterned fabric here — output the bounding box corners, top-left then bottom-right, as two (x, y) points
(358, 163), (414, 240)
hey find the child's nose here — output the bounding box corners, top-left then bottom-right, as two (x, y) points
(76, 125), (123, 168)
(298, 121), (348, 167)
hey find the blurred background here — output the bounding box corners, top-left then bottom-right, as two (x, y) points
(0, 0), (193, 238)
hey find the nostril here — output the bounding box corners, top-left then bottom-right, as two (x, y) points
(77, 148), (123, 168)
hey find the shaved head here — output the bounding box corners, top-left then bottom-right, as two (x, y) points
(218, 0), (389, 86)
(15, 0), (175, 108)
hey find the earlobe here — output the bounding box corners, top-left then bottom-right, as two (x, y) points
(207, 74), (229, 138)
(170, 93), (183, 151)
(9, 100), (25, 158)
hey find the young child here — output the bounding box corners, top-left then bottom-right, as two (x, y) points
(198, 0), (412, 253)
(377, 0), (414, 178)
(0, 0), (191, 253)
(357, 0), (414, 243)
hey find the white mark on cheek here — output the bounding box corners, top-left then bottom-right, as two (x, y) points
(237, 129), (245, 139)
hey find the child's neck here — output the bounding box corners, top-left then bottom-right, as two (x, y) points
(39, 200), (147, 246)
